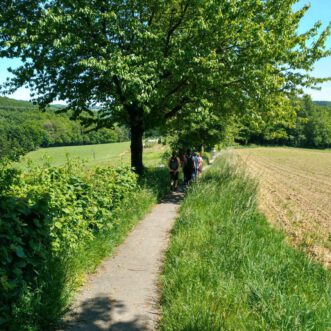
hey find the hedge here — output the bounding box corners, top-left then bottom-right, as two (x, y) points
(0, 161), (145, 329)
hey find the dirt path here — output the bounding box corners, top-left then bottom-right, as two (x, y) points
(59, 192), (183, 331)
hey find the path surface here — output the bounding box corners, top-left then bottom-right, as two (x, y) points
(59, 192), (183, 331)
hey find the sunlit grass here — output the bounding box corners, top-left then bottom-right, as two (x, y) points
(19, 141), (130, 167)
(18, 141), (168, 168)
(160, 154), (331, 330)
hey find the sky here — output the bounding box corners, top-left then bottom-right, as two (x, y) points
(0, 0), (330, 102)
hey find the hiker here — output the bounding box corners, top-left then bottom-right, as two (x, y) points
(212, 147), (216, 159)
(178, 149), (185, 167)
(192, 152), (200, 180)
(179, 150), (186, 183)
(183, 149), (195, 185)
(168, 151), (180, 190)
(197, 152), (203, 176)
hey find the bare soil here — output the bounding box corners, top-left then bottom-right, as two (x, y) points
(236, 147), (331, 267)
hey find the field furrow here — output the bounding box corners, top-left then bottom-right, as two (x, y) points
(236, 147), (331, 267)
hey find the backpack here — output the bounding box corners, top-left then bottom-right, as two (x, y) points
(169, 157), (179, 170)
(185, 155), (195, 172)
(193, 155), (199, 169)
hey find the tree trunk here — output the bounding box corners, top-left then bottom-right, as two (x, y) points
(129, 108), (144, 175)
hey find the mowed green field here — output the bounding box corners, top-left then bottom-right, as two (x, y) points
(19, 141), (167, 168)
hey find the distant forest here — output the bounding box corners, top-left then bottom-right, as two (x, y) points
(313, 101), (331, 108)
(0, 97), (128, 160)
(237, 96), (331, 149)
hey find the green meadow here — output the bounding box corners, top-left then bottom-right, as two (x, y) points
(19, 141), (167, 168)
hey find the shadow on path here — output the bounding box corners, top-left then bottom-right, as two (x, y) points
(160, 191), (184, 204)
(59, 191), (184, 331)
(59, 295), (148, 331)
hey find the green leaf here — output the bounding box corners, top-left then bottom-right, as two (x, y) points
(54, 222), (62, 229)
(15, 246), (26, 258)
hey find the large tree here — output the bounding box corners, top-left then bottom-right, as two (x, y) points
(0, 0), (330, 173)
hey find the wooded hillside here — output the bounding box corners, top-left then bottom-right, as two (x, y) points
(0, 97), (128, 160)
(237, 96), (331, 148)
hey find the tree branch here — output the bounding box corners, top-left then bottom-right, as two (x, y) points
(158, 77), (188, 109)
(148, 7), (156, 26)
(164, 96), (190, 119)
(113, 75), (127, 105)
(164, 1), (190, 57)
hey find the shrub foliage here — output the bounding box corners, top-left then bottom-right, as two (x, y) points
(0, 161), (139, 329)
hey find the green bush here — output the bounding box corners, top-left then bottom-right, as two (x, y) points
(0, 161), (141, 329)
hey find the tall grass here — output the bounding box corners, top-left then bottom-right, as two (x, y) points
(160, 154), (331, 330)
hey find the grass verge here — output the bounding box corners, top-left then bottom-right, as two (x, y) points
(160, 154), (331, 330)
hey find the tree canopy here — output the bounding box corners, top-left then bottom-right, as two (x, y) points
(1, 0), (330, 173)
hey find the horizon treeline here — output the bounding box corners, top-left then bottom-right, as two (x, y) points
(236, 96), (331, 149)
(1, 95), (331, 162)
(0, 97), (129, 160)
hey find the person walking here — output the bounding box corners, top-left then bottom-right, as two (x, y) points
(183, 149), (195, 186)
(197, 152), (203, 176)
(192, 152), (199, 180)
(168, 151), (180, 190)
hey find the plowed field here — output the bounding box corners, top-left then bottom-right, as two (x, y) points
(236, 147), (331, 267)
